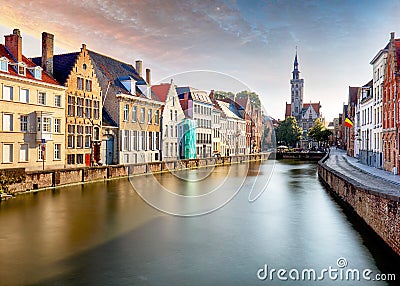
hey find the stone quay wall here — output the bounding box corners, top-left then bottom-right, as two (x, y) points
(318, 155), (400, 256)
(3, 153), (271, 195)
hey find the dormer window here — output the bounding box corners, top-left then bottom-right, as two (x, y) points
(33, 66), (42, 80)
(17, 62), (26, 76)
(0, 57), (8, 72)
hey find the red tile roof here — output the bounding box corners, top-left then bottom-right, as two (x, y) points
(151, 83), (171, 103)
(395, 40), (400, 70)
(0, 44), (59, 85)
(303, 102), (320, 114)
(236, 97), (249, 109)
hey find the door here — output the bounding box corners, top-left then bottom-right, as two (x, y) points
(85, 153), (91, 166)
(102, 137), (114, 165)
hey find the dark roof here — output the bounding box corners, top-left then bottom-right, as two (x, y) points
(88, 50), (145, 96)
(1, 44), (59, 85)
(102, 108), (117, 127)
(32, 52), (79, 85)
(348, 87), (359, 105)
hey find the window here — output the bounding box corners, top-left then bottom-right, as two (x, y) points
(3, 86), (13, 100)
(20, 89), (29, 103)
(132, 106), (137, 122)
(67, 125), (75, 148)
(68, 96), (75, 116)
(85, 99), (92, 118)
(77, 154), (84, 164)
(3, 144), (13, 163)
(77, 135), (83, 148)
(141, 131), (146, 150)
(33, 67), (42, 80)
(77, 98), (84, 117)
(123, 130), (129, 151)
(175, 110), (178, 121)
(0, 57), (8, 72)
(54, 144), (61, 160)
(18, 64), (26, 76)
(77, 125), (83, 134)
(155, 110), (159, 124)
(54, 95), (61, 107)
(38, 92), (46, 105)
(67, 154), (75, 164)
(140, 108), (145, 123)
(124, 104), (129, 121)
(148, 109), (152, 124)
(85, 126), (92, 135)
(85, 135), (91, 148)
(77, 77), (84, 90)
(85, 79), (92, 92)
(38, 145), (44, 161)
(20, 115), (28, 132)
(3, 114), (13, 131)
(133, 131), (138, 150)
(93, 127), (100, 141)
(93, 100), (100, 119)
(38, 117), (51, 132)
(19, 144), (28, 162)
(170, 110), (173, 121)
(165, 125), (168, 137)
(54, 118), (61, 133)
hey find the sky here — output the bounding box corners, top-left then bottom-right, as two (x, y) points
(0, 0), (399, 121)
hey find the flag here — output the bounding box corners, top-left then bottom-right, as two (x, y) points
(344, 118), (353, 128)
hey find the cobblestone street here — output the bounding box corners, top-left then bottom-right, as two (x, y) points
(325, 149), (400, 196)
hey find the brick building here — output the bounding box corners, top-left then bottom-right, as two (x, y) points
(382, 32), (400, 173)
(32, 36), (102, 167)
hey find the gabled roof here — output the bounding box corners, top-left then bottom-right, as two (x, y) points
(87, 50), (148, 99)
(303, 102), (320, 114)
(176, 86), (212, 104)
(217, 100), (243, 120)
(32, 52), (79, 85)
(151, 83), (171, 103)
(235, 96), (249, 110)
(395, 40), (400, 69)
(0, 44), (59, 85)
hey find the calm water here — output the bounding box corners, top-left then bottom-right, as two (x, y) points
(0, 161), (398, 285)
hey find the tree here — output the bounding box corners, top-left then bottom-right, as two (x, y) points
(235, 90), (261, 108)
(275, 116), (302, 147)
(308, 118), (332, 146)
(214, 90), (235, 101)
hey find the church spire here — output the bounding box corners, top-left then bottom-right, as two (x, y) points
(292, 47), (299, 80)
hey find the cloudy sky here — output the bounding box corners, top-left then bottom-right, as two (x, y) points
(0, 0), (399, 121)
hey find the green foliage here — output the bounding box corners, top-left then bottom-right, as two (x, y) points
(275, 117), (302, 147)
(214, 90), (235, 101)
(0, 173), (26, 193)
(308, 118), (333, 145)
(235, 90), (261, 108)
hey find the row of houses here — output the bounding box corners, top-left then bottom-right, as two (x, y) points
(0, 29), (264, 171)
(334, 32), (400, 174)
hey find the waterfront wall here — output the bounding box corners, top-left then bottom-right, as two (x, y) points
(3, 153), (270, 195)
(318, 156), (400, 256)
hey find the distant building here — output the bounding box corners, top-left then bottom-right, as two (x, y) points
(382, 32), (400, 173)
(285, 51), (322, 148)
(357, 80), (373, 165)
(369, 42), (387, 169)
(177, 87), (213, 158)
(347, 87), (359, 157)
(151, 82), (185, 161)
(0, 29), (66, 170)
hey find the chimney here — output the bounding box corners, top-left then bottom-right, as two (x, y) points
(135, 60), (143, 77)
(42, 32), (54, 76)
(209, 89), (215, 100)
(146, 68), (151, 85)
(391, 32), (395, 40)
(5, 29), (22, 62)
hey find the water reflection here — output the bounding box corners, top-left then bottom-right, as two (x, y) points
(0, 161), (398, 285)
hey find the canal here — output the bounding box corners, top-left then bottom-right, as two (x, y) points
(0, 160), (398, 285)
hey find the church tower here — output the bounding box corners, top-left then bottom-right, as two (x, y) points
(290, 50), (304, 121)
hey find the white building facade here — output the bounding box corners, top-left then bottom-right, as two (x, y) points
(370, 47), (387, 169)
(358, 82), (374, 166)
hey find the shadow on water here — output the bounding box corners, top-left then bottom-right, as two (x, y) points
(320, 178), (400, 285)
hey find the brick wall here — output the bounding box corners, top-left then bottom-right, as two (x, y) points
(318, 161), (400, 256)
